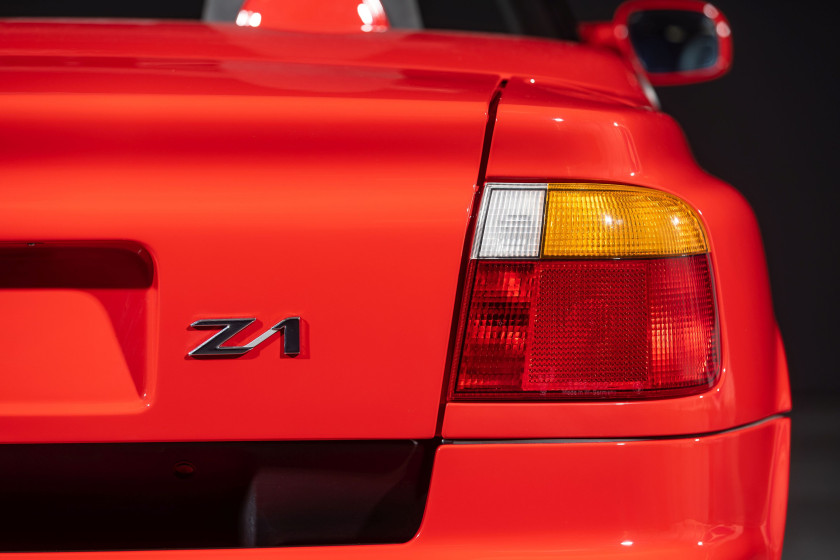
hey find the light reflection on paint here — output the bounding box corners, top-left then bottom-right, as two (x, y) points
(357, 3), (374, 25)
(703, 4), (719, 18)
(235, 10), (262, 28)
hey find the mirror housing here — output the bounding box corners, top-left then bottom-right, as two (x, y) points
(580, 0), (732, 86)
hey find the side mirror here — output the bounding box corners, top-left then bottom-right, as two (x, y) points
(580, 1), (732, 86)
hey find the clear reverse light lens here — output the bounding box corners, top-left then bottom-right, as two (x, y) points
(473, 187), (545, 258)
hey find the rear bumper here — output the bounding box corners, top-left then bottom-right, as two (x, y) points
(1, 417), (789, 559)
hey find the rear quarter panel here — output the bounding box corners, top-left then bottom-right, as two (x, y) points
(443, 77), (791, 438)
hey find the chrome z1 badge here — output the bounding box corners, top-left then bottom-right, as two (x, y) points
(188, 317), (300, 358)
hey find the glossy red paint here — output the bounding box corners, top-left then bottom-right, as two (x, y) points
(0, 24), (502, 442)
(0, 14), (789, 558)
(0, 21), (664, 442)
(0, 418), (790, 559)
(0, 21), (649, 106)
(580, 0), (733, 86)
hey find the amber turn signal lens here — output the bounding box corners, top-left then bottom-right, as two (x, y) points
(542, 184), (708, 258)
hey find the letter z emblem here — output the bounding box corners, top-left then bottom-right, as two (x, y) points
(188, 317), (300, 358)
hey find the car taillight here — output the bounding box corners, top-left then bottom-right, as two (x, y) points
(449, 183), (720, 400)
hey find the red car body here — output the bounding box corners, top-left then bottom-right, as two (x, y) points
(0, 3), (790, 558)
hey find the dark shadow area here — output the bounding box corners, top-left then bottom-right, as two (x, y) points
(784, 393), (840, 558)
(0, 245), (153, 289)
(0, 0), (203, 19)
(0, 440), (434, 551)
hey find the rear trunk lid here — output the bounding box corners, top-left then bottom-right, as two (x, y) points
(0, 22), (502, 442)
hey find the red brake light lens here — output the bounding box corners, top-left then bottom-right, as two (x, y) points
(451, 254), (719, 400)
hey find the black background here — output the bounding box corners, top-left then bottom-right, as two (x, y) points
(0, 0), (203, 19)
(1, 0), (837, 556)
